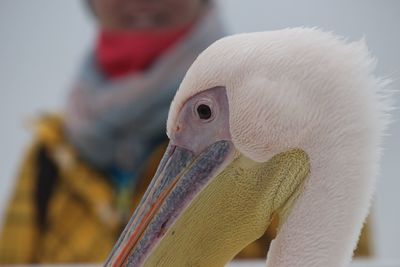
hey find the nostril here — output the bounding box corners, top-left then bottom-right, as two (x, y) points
(176, 125), (181, 132)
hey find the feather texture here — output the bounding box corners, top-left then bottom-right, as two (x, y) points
(167, 28), (392, 266)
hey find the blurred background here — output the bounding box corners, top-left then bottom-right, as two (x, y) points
(0, 0), (399, 263)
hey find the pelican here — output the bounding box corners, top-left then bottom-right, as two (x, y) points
(104, 28), (391, 267)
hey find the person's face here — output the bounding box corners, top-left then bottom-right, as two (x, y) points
(91, 0), (205, 30)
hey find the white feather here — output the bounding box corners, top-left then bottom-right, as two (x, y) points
(167, 28), (392, 267)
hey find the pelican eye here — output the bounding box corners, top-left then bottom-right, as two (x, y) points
(196, 104), (212, 120)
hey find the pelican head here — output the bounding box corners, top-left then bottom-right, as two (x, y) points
(105, 28), (390, 267)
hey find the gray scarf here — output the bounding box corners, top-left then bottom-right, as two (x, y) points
(65, 6), (225, 178)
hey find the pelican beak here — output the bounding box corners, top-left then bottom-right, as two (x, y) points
(104, 140), (235, 267)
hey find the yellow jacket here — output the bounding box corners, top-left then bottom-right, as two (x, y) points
(0, 115), (371, 264)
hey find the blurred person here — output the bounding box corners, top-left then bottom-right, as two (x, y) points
(0, 0), (371, 264)
(0, 0), (224, 263)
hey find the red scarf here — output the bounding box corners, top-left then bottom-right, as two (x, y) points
(96, 26), (191, 79)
